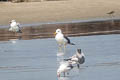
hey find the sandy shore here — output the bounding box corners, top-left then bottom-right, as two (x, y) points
(0, 0), (120, 25)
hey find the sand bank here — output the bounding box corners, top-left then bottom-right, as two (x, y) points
(0, 0), (120, 25)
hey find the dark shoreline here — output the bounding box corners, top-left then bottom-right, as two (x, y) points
(0, 18), (120, 41)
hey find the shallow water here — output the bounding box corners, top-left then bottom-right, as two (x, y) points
(0, 34), (120, 80)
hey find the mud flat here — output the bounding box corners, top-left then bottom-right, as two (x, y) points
(0, 0), (120, 25)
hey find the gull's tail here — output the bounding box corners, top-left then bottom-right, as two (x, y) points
(17, 29), (22, 33)
(64, 58), (71, 61)
(64, 36), (75, 45)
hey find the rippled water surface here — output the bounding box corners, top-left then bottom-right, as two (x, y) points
(0, 34), (120, 80)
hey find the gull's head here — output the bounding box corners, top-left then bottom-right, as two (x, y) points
(10, 20), (16, 23)
(77, 49), (81, 54)
(76, 49), (85, 59)
(54, 29), (62, 35)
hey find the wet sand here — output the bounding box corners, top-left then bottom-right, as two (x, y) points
(0, 18), (120, 41)
(0, 0), (120, 25)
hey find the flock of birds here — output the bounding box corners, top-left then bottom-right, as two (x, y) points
(54, 29), (85, 77)
(8, 19), (85, 77)
(8, 11), (115, 77)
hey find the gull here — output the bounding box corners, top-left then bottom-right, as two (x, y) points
(57, 62), (73, 77)
(54, 29), (75, 52)
(9, 20), (22, 33)
(64, 49), (85, 68)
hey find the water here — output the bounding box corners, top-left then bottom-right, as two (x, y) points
(0, 34), (120, 80)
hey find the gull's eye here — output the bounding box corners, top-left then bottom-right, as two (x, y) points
(57, 30), (60, 33)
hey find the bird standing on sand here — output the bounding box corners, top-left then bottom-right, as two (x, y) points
(54, 29), (75, 52)
(107, 11), (115, 25)
(107, 11), (115, 18)
(107, 11), (115, 15)
(9, 20), (22, 33)
(57, 62), (73, 77)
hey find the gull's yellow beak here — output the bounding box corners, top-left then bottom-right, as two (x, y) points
(54, 32), (57, 35)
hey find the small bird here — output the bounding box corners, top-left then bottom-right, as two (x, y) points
(64, 49), (85, 68)
(107, 11), (115, 15)
(57, 62), (73, 77)
(54, 29), (75, 52)
(9, 20), (22, 33)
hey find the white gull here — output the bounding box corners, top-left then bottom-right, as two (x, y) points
(54, 29), (75, 52)
(57, 62), (73, 77)
(9, 20), (22, 33)
(64, 49), (85, 68)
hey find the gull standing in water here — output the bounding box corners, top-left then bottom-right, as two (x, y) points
(54, 29), (75, 52)
(64, 49), (85, 68)
(9, 20), (22, 33)
(57, 62), (73, 77)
